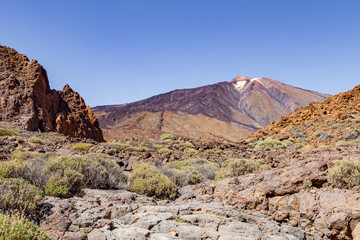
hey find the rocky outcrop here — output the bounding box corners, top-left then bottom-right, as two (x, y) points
(0, 45), (103, 141)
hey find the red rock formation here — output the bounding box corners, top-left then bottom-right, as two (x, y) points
(0, 45), (104, 142)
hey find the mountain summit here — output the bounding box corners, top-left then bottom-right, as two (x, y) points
(93, 76), (330, 141)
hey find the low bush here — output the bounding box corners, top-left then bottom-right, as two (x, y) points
(0, 178), (44, 215)
(8, 151), (58, 189)
(28, 136), (44, 145)
(327, 159), (360, 188)
(250, 138), (286, 150)
(162, 159), (219, 186)
(158, 148), (172, 154)
(129, 163), (177, 199)
(45, 153), (127, 197)
(215, 158), (271, 180)
(183, 148), (198, 154)
(0, 213), (50, 240)
(188, 159), (220, 180)
(206, 148), (223, 154)
(4, 151), (126, 198)
(0, 128), (19, 136)
(71, 143), (94, 152)
(160, 134), (175, 141)
(45, 170), (83, 197)
(128, 146), (149, 152)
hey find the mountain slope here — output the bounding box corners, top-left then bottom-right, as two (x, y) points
(93, 75), (330, 141)
(249, 84), (360, 148)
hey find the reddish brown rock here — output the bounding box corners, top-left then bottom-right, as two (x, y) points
(0, 45), (103, 141)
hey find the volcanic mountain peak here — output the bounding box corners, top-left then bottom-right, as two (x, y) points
(93, 75), (330, 141)
(229, 75), (265, 91)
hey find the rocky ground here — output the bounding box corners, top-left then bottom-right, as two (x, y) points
(38, 147), (360, 240)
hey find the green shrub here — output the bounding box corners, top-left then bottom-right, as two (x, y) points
(0, 213), (50, 240)
(0, 128), (19, 136)
(206, 148), (223, 154)
(129, 163), (177, 199)
(327, 159), (360, 188)
(215, 158), (271, 180)
(28, 136), (43, 145)
(177, 142), (195, 151)
(183, 148), (198, 154)
(188, 159), (220, 180)
(128, 146), (149, 152)
(8, 151), (58, 189)
(162, 159), (219, 186)
(160, 134), (175, 141)
(45, 170), (83, 197)
(2, 150), (126, 198)
(250, 138), (286, 150)
(154, 145), (163, 150)
(158, 148), (172, 154)
(71, 143), (94, 152)
(45, 154), (127, 197)
(0, 178), (44, 215)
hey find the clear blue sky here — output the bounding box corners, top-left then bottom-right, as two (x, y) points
(1, 0), (359, 107)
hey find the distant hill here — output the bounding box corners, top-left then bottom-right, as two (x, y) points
(93, 75), (330, 141)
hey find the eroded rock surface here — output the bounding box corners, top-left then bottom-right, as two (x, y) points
(0, 45), (103, 141)
(40, 189), (323, 240)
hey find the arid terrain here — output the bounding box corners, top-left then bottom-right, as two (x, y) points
(1, 45), (360, 240)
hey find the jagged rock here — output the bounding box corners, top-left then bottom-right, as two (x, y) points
(0, 45), (103, 141)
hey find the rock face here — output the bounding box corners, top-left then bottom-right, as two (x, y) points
(0, 45), (104, 141)
(93, 75), (330, 141)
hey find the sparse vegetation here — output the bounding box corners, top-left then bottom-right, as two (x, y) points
(160, 134), (175, 141)
(2, 150), (126, 198)
(183, 148), (198, 154)
(129, 163), (177, 199)
(0, 128), (19, 136)
(28, 136), (44, 144)
(158, 148), (172, 154)
(250, 138), (286, 150)
(45, 153), (127, 197)
(0, 178), (43, 215)
(128, 146), (149, 152)
(71, 143), (94, 152)
(215, 158), (271, 180)
(327, 159), (360, 188)
(161, 159), (219, 187)
(0, 213), (50, 240)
